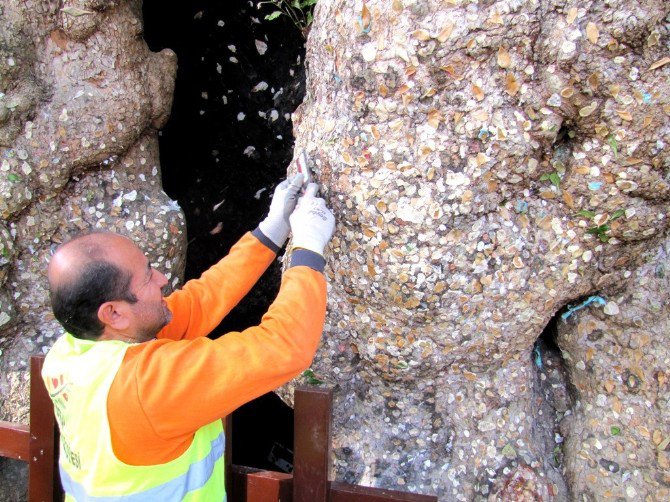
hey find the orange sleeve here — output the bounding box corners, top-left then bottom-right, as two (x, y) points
(107, 266), (326, 465)
(158, 231), (277, 341)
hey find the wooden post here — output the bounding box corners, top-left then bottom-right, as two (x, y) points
(28, 355), (62, 502)
(292, 386), (332, 502)
(232, 466), (293, 502)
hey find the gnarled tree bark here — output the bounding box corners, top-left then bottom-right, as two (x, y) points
(285, 0), (670, 499)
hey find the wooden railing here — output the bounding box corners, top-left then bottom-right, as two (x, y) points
(0, 357), (62, 502)
(1, 357), (437, 502)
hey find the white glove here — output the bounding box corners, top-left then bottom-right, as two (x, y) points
(290, 183), (335, 256)
(258, 173), (304, 247)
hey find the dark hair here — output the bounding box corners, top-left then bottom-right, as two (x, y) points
(51, 260), (138, 340)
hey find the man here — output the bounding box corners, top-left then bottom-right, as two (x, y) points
(42, 174), (335, 501)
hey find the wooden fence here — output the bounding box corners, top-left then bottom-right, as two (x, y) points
(0, 357), (61, 502)
(0, 356), (437, 502)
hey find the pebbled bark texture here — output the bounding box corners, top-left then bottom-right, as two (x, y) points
(282, 0), (670, 499)
(0, 1), (185, 496)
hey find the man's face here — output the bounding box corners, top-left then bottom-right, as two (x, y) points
(114, 238), (173, 342)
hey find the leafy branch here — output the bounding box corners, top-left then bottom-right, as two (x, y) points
(586, 224), (611, 242)
(578, 208), (626, 243)
(258, 0), (318, 39)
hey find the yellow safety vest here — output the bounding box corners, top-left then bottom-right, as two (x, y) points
(42, 333), (226, 501)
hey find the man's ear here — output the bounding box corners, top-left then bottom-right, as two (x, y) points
(97, 301), (130, 331)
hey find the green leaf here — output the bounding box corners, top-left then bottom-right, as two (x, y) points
(611, 209), (625, 220)
(292, 0), (301, 8)
(607, 135), (618, 158)
(302, 369), (323, 385)
(587, 224), (609, 238)
(540, 171), (561, 187)
(611, 426), (621, 436)
(7, 173), (20, 182)
(592, 227), (608, 241)
(265, 11), (283, 21)
(577, 210), (596, 219)
(306, 11), (313, 25)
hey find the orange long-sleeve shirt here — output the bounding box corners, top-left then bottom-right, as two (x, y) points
(107, 232), (326, 465)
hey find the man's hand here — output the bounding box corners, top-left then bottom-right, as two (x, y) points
(259, 173), (304, 248)
(290, 183), (335, 257)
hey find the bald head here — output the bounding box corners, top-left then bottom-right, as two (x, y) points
(49, 232), (139, 340)
(49, 232), (130, 289)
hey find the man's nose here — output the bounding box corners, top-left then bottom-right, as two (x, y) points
(155, 270), (169, 288)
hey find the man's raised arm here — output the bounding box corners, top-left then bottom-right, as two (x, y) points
(158, 174), (304, 340)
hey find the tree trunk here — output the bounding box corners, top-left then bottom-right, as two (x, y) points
(0, 0), (185, 444)
(288, 0), (670, 499)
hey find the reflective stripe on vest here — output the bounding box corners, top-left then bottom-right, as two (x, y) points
(59, 431), (226, 502)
